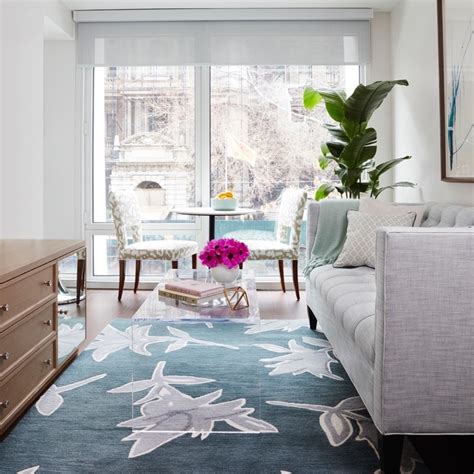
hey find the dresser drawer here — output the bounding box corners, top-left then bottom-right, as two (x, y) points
(0, 264), (56, 331)
(0, 302), (56, 378)
(0, 341), (55, 425)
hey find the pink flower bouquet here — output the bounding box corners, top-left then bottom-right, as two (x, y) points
(199, 238), (250, 270)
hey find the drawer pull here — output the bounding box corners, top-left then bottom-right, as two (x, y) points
(0, 304), (9, 312)
(44, 359), (53, 366)
(43, 319), (53, 326)
(43, 280), (53, 287)
(0, 400), (9, 409)
(0, 352), (10, 360)
(58, 309), (68, 315)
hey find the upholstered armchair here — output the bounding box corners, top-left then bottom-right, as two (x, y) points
(238, 189), (307, 300)
(109, 191), (198, 301)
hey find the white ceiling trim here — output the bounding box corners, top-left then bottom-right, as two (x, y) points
(73, 8), (374, 22)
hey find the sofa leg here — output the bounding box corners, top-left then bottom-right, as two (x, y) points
(378, 433), (404, 474)
(307, 305), (317, 330)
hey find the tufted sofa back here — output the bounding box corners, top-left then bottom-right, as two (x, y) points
(421, 203), (474, 227)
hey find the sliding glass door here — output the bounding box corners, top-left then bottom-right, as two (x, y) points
(85, 64), (360, 283)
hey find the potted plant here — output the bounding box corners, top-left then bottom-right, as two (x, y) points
(199, 238), (250, 284)
(303, 80), (415, 200)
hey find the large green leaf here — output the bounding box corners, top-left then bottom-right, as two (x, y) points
(373, 181), (416, 198)
(345, 80), (409, 124)
(341, 120), (367, 140)
(315, 183), (335, 201)
(303, 87), (322, 110)
(326, 142), (345, 158)
(319, 90), (347, 122)
(323, 124), (350, 143)
(318, 156), (330, 170)
(339, 128), (377, 168)
(368, 156), (412, 182)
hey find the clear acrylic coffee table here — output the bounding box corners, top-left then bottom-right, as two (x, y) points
(128, 269), (265, 437)
(133, 269), (260, 323)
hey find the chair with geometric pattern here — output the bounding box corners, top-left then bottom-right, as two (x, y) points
(109, 190), (198, 301)
(238, 188), (307, 300)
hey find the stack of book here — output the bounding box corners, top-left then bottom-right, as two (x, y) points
(158, 279), (224, 305)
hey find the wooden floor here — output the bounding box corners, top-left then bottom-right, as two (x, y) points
(70, 289), (307, 348)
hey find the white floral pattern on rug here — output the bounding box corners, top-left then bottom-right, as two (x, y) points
(162, 326), (239, 353)
(85, 324), (238, 362)
(267, 397), (422, 474)
(85, 324), (168, 362)
(16, 467), (39, 474)
(108, 361), (215, 405)
(245, 320), (309, 334)
(118, 386), (278, 458)
(255, 337), (343, 380)
(58, 323), (84, 359)
(36, 374), (107, 416)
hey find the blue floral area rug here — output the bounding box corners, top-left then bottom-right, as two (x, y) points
(1, 319), (428, 474)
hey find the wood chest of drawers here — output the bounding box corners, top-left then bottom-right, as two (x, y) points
(0, 240), (86, 437)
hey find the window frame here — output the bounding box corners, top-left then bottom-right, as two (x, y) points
(83, 65), (365, 286)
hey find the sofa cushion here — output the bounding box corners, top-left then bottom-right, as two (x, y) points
(359, 198), (426, 226)
(422, 203), (474, 227)
(309, 265), (376, 364)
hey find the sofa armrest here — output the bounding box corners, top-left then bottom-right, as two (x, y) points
(373, 227), (474, 434)
(306, 201), (320, 259)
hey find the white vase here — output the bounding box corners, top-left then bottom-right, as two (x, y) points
(211, 264), (239, 284)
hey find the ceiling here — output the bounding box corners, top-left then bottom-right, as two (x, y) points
(62, 0), (400, 13)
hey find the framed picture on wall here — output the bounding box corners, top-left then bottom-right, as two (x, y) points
(437, 0), (474, 182)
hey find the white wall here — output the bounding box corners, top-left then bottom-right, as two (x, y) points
(367, 12), (394, 200)
(43, 40), (79, 239)
(0, 0), (74, 238)
(390, 0), (474, 205)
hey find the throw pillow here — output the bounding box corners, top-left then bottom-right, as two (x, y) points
(333, 210), (416, 268)
(359, 198), (426, 227)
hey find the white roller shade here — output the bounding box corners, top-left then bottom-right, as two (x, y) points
(76, 11), (372, 67)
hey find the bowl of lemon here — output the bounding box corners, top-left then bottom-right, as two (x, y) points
(211, 191), (238, 211)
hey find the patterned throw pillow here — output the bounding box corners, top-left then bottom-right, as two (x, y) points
(333, 211), (416, 268)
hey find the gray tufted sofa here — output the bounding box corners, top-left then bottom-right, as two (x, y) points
(305, 202), (474, 472)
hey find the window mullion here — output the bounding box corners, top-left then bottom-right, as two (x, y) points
(195, 66), (211, 248)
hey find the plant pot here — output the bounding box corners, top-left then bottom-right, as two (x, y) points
(211, 265), (239, 284)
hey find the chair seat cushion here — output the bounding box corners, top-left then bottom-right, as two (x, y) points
(122, 240), (198, 260)
(244, 240), (298, 260)
(309, 265), (376, 364)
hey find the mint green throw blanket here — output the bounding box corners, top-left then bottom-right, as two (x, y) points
(303, 199), (360, 277)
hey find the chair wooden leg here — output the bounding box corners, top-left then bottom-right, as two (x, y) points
(134, 260), (141, 293)
(118, 260), (126, 302)
(378, 433), (404, 474)
(76, 258), (85, 305)
(292, 260), (300, 301)
(172, 260), (178, 269)
(278, 260), (286, 293)
(192, 254), (197, 269)
(81, 259), (86, 292)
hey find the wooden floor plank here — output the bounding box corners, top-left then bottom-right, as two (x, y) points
(68, 289), (307, 348)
